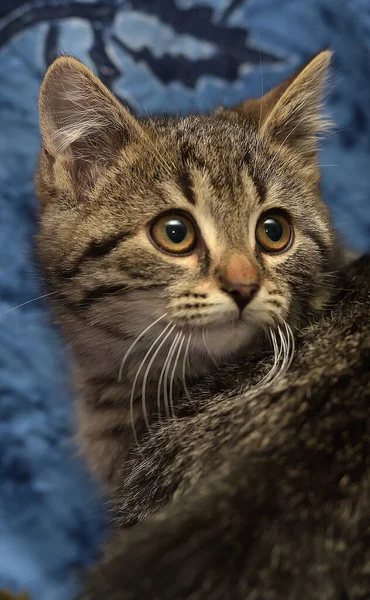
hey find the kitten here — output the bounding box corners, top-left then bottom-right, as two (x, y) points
(36, 51), (341, 492)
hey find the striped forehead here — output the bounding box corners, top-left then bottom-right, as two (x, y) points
(160, 163), (263, 257)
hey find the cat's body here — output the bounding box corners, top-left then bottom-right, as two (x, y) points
(35, 51), (369, 599)
(107, 257), (370, 529)
(84, 255), (370, 600)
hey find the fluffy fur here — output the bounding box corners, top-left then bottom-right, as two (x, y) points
(35, 51), (370, 599)
(82, 255), (370, 600)
(36, 51), (340, 488)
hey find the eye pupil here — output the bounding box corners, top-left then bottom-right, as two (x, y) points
(150, 212), (197, 255)
(256, 211), (292, 253)
(263, 218), (283, 242)
(165, 219), (187, 244)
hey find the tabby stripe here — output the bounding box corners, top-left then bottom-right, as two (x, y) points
(241, 148), (266, 203)
(76, 284), (129, 306)
(121, 267), (157, 280)
(180, 141), (206, 172)
(57, 231), (132, 279)
(56, 293), (128, 336)
(200, 247), (212, 276)
(177, 170), (196, 205)
(253, 176), (267, 205)
(74, 282), (167, 309)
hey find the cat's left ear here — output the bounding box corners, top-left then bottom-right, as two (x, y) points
(236, 51), (332, 159)
(39, 56), (142, 184)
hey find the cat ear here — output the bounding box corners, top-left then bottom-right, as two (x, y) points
(39, 57), (140, 181)
(236, 51), (332, 158)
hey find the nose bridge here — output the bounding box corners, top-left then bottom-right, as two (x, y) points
(222, 253), (260, 286)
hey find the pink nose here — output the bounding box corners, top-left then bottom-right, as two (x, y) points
(220, 280), (259, 311)
(218, 254), (260, 311)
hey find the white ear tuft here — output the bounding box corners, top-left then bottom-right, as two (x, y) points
(260, 51), (333, 157)
(39, 56), (140, 174)
(232, 51), (333, 159)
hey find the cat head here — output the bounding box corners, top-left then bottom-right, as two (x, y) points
(36, 51), (339, 374)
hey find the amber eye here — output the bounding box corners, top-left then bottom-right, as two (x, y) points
(256, 212), (292, 253)
(149, 212), (197, 255)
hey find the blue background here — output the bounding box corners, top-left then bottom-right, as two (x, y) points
(0, 0), (369, 598)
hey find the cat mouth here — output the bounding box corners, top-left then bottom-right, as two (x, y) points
(174, 310), (256, 333)
(171, 300), (264, 329)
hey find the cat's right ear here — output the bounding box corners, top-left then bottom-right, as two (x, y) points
(39, 57), (141, 184)
(231, 51), (332, 160)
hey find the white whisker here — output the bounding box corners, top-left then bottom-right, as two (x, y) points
(202, 329), (218, 366)
(182, 333), (193, 403)
(157, 330), (179, 422)
(118, 313), (167, 382)
(141, 322), (174, 433)
(277, 325), (289, 377)
(255, 327), (282, 389)
(0, 291), (57, 318)
(163, 332), (182, 420)
(272, 322), (295, 384)
(169, 334), (185, 420)
(129, 321), (172, 448)
(144, 111), (178, 174)
(285, 321), (295, 372)
(130, 108), (175, 178)
(243, 319), (295, 403)
(265, 329), (280, 381)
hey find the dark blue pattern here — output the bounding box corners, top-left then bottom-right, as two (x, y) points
(0, 1), (369, 598)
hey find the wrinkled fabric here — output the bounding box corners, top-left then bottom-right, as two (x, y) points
(0, 1), (369, 598)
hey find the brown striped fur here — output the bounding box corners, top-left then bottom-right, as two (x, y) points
(36, 51), (341, 489)
(82, 255), (370, 600)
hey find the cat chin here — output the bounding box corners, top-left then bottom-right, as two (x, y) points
(191, 319), (259, 363)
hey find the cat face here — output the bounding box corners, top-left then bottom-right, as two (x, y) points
(36, 52), (338, 369)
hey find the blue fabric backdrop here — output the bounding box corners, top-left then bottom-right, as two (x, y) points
(0, 0), (369, 598)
